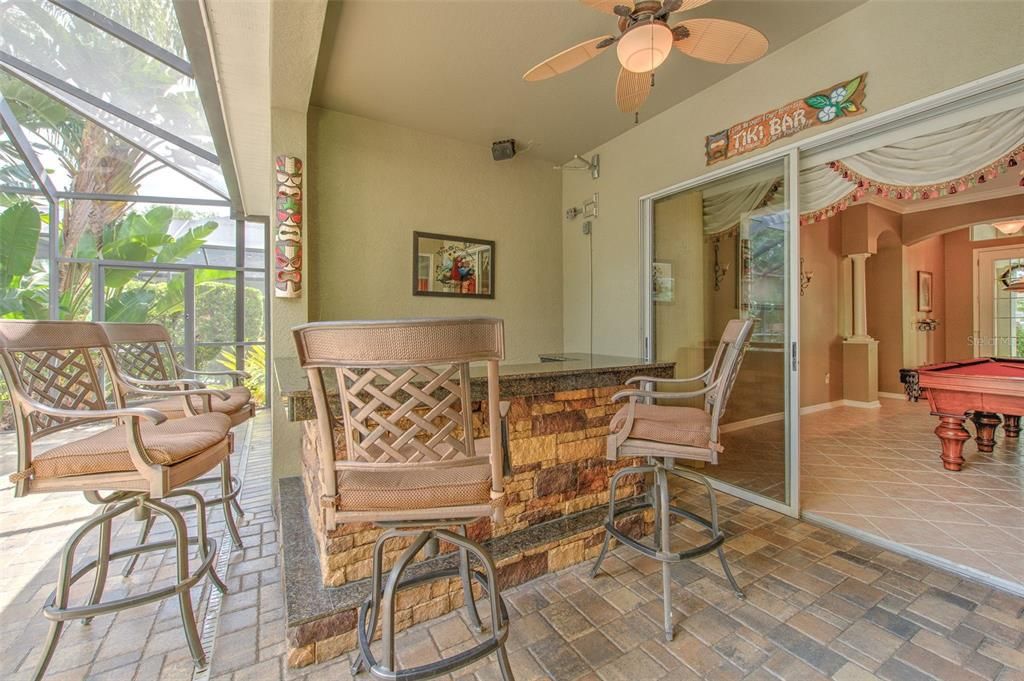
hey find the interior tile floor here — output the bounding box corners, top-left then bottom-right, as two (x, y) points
(1, 411), (1023, 680)
(801, 397), (1024, 592)
(716, 420), (787, 502)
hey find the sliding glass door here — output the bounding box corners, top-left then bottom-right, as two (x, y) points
(642, 153), (799, 514)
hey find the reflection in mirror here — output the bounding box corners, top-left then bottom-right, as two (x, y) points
(412, 231), (495, 299)
(651, 159), (789, 503)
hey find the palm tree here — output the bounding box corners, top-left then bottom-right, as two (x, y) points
(0, 0), (210, 307)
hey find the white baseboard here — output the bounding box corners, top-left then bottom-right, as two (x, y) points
(720, 412), (784, 433)
(721, 397), (884, 433)
(842, 399), (881, 409)
(800, 400), (845, 415)
(878, 392), (907, 401)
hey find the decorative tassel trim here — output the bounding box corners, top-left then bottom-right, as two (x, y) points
(801, 146), (1024, 226)
(703, 179), (785, 241)
(9, 466), (33, 483)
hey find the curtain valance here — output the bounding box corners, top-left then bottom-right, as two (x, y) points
(702, 108), (1024, 232)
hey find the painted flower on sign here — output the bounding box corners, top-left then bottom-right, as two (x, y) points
(804, 75), (863, 121)
(829, 87), (848, 104)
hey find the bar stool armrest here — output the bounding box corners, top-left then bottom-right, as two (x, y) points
(176, 365), (249, 387)
(122, 375), (204, 390)
(611, 382), (717, 404)
(18, 396), (167, 426)
(626, 368), (711, 386)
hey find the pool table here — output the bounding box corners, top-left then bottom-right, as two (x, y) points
(917, 357), (1024, 471)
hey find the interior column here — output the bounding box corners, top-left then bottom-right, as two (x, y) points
(850, 252), (871, 340)
(843, 252), (880, 406)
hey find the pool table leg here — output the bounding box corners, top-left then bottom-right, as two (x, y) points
(971, 411), (1001, 453)
(935, 415), (970, 471)
(1002, 414), (1020, 438)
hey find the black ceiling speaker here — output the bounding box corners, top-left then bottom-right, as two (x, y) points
(491, 139), (516, 161)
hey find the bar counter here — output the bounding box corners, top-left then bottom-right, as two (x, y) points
(277, 353), (675, 667)
(276, 353), (676, 421)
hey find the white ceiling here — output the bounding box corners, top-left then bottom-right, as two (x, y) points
(312, 0), (865, 162)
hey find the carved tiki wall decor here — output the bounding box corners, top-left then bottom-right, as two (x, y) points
(274, 155), (303, 298)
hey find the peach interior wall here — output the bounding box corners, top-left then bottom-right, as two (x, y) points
(903, 235), (946, 368)
(866, 229), (905, 395)
(944, 229), (1024, 360)
(800, 217), (845, 406)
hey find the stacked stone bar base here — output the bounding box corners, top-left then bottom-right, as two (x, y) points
(280, 476), (654, 667)
(284, 372), (673, 667)
(299, 385), (660, 586)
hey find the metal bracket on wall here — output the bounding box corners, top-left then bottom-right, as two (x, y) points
(566, 193), (599, 221)
(554, 153), (600, 179)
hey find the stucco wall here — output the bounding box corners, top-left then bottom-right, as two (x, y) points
(903, 235), (946, 369)
(866, 230), (905, 394)
(561, 0), (1024, 357)
(309, 109), (564, 364)
(800, 217), (845, 405)
(944, 230), (1024, 360)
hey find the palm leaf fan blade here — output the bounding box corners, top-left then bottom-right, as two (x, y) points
(523, 35), (616, 81)
(615, 68), (651, 113)
(673, 18), (768, 64)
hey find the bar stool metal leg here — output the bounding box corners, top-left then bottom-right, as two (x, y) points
(123, 460), (245, 578)
(121, 507), (156, 577)
(590, 459), (744, 642)
(145, 496), (208, 667)
(354, 526), (514, 681)
(459, 524), (483, 633)
(82, 511), (113, 625)
(351, 528), (392, 676)
(656, 466), (673, 641)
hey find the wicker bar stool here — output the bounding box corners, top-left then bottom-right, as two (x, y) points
(591, 319), (754, 642)
(99, 321), (248, 556)
(0, 320), (232, 680)
(293, 317), (514, 681)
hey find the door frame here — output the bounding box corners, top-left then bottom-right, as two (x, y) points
(973, 244), (1024, 358)
(639, 148), (801, 518)
(637, 63), (1024, 518)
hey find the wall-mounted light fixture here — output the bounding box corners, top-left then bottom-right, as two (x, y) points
(712, 236), (729, 291)
(799, 257), (813, 296)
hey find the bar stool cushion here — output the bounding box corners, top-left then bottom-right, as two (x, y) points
(337, 454), (492, 512)
(610, 404), (712, 448)
(144, 386), (253, 419)
(32, 413), (232, 479)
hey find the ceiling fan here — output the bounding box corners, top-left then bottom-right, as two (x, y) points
(523, 0), (770, 115)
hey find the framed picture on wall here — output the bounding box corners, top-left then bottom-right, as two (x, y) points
(652, 261), (674, 303)
(412, 231), (495, 299)
(917, 271), (933, 312)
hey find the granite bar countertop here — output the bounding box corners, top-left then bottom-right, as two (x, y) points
(275, 353), (675, 422)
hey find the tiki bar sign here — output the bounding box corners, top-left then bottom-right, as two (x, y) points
(274, 155), (303, 298)
(705, 74), (867, 165)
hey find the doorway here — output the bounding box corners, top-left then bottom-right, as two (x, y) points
(642, 154), (800, 515)
(976, 245), (1024, 358)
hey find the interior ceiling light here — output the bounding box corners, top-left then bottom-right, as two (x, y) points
(523, 0), (769, 115)
(1001, 264), (1024, 291)
(993, 219), (1024, 235)
(617, 19), (674, 73)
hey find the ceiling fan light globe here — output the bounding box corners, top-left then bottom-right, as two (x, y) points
(616, 21), (673, 73)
